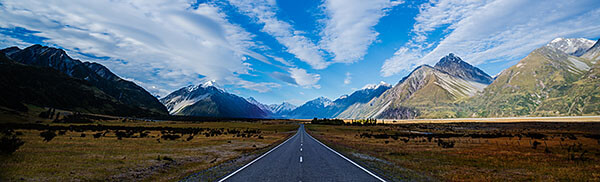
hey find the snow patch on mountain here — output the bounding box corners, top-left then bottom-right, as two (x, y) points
(246, 97), (273, 113)
(361, 81), (392, 90)
(547, 38), (595, 56)
(166, 94), (210, 114)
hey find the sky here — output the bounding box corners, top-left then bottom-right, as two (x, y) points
(1, 0), (600, 106)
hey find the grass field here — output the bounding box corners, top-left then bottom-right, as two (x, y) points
(307, 120), (600, 181)
(0, 118), (298, 181)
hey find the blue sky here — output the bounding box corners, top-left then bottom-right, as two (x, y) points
(1, 0), (600, 105)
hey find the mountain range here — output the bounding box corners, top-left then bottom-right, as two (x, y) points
(159, 81), (268, 118)
(1, 37), (599, 119)
(0, 45), (167, 116)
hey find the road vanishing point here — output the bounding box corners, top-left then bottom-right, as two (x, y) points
(219, 124), (385, 182)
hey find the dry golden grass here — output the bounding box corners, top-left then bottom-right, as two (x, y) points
(307, 121), (600, 181)
(345, 116), (600, 124)
(0, 120), (297, 181)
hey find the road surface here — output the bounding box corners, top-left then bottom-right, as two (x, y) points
(219, 124), (385, 182)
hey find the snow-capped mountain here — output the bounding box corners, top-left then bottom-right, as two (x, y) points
(160, 81), (268, 118)
(246, 97), (274, 114)
(288, 82), (392, 119)
(547, 38), (595, 57)
(362, 81), (392, 90)
(582, 38), (600, 62)
(269, 102), (297, 114)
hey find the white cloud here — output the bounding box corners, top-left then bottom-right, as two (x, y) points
(382, 0), (600, 77)
(289, 68), (321, 89)
(0, 33), (29, 48)
(344, 72), (352, 85)
(0, 0), (272, 95)
(266, 54), (294, 67)
(230, 78), (281, 93)
(228, 0), (329, 69)
(320, 0), (402, 63)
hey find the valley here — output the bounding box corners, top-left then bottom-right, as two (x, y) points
(306, 120), (600, 181)
(0, 118), (297, 181)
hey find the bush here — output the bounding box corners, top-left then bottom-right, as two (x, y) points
(532, 141), (541, 149)
(437, 139), (455, 148)
(1, 130), (25, 154)
(40, 130), (57, 142)
(311, 118), (344, 125)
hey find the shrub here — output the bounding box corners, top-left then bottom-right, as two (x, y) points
(311, 118), (345, 125)
(40, 130), (57, 142)
(93, 132), (102, 138)
(437, 139), (455, 148)
(532, 141), (541, 149)
(161, 134), (181, 140)
(1, 131), (25, 154)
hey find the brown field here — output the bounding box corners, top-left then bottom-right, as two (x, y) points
(307, 120), (600, 181)
(0, 119), (298, 181)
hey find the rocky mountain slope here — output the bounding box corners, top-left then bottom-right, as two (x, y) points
(268, 102), (297, 117)
(0, 53), (156, 116)
(338, 53), (492, 119)
(160, 81), (268, 118)
(546, 38), (595, 57)
(1, 45), (167, 115)
(467, 38), (597, 117)
(286, 82), (391, 119)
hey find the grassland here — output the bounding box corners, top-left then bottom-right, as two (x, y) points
(306, 120), (600, 181)
(0, 115), (298, 181)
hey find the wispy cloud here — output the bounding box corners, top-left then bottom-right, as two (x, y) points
(344, 72), (352, 85)
(320, 0), (402, 63)
(0, 0), (273, 95)
(228, 0), (329, 69)
(382, 0), (600, 77)
(289, 68), (321, 89)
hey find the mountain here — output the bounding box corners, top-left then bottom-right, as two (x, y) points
(160, 81), (268, 118)
(534, 60), (600, 116)
(287, 82), (391, 119)
(246, 97), (273, 114)
(434, 53), (494, 84)
(0, 45), (167, 115)
(466, 43), (594, 117)
(287, 97), (332, 119)
(581, 38), (600, 62)
(546, 38), (595, 57)
(268, 102), (297, 117)
(338, 54), (491, 119)
(0, 53), (156, 116)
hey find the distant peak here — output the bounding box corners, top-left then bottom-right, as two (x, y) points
(440, 53), (463, 63)
(246, 97), (258, 102)
(546, 37), (594, 56)
(550, 37), (564, 43)
(433, 53), (493, 84)
(361, 81), (392, 90)
(202, 80), (217, 88)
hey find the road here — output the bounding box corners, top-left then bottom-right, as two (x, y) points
(219, 124), (385, 182)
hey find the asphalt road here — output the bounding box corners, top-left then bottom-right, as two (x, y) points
(219, 124), (385, 182)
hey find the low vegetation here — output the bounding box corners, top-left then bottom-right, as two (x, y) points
(307, 121), (600, 181)
(0, 119), (297, 181)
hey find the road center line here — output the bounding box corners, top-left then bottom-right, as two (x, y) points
(300, 156), (303, 163)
